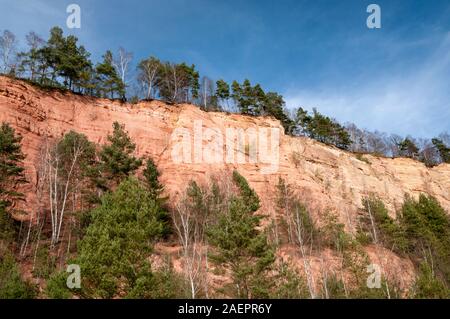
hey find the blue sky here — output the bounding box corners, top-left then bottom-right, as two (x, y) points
(0, 0), (449, 137)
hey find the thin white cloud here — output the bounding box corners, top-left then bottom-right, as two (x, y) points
(284, 32), (450, 138)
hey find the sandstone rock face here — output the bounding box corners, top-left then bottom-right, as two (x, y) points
(1, 76), (449, 224)
(1, 76), (449, 289)
(0, 77), (450, 286)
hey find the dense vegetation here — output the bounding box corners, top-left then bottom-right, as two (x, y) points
(357, 195), (450, 298)
(1, 27), (449, 165)
(76, 177), (173, 298)
(0, 123), (36, 297)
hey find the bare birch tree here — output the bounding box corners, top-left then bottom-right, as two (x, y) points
(318, 251), (330, 298)
(173, 197), (205, 299)
(0, 30), (17, 74)
(164, 63), (182, 102)
(158, 62), (199, 103)
(276, 178), (317, 298)
(137, 56), (160, 99)
(113, 47), (133, 85)
(20, 31), (45, 80)
(172, 176), (229, 299)
(199, 76), (216, 110)
(40, 132), (95, 247)
(291, 203), (317, 298)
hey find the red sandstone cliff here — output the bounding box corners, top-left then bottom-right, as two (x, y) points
(1, 76), (449, 223)
(1, 75), (449, 289)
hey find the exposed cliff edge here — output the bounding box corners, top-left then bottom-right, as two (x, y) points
(1, 76), (449, 290)
(1, 76), (449, 223)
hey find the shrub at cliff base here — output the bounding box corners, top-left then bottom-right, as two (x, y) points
(75, 177), (179, 298)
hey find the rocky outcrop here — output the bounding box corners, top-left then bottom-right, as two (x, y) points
(1, 76), (449, 290)
(1, 76), (448, 224)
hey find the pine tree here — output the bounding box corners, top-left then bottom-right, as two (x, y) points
(0, 252), (36, 299)
(231, 79), (261, 115)
(187, 64), (200, 101)
(96, 122), (142, 191)
(0, 123), (27, 279)
(294, 108), (351, 150)
(398, 138), (419, 159)
(0, 123), (26, 260)
(0, 204), (15, 246)
(412, 262), (449, 298)
(17, 27), (94, 94)
(142, 158), (164, 199)
(432, 138), (450, 163)
(76, 177), (168, 298)
(400, 194), (450, 285)
(95, 51), (125, 99)
(232, 170), (260, 212)
(263, 92), (295, 134)
(207, 171), (274, 298)
(44, 26), (65, 84)
(360, 196), (408, 253)
(229, 80), (294, 133)
(215, 79), (230, 108)
(0, 123), (26, 211)
(250, 83), (265, 116)
(142, 158), (170, 235)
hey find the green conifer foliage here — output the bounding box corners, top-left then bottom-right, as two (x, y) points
(76, 177), (167, 298)
(207, 171), (274, 298)
(96, 122), (142, 191)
